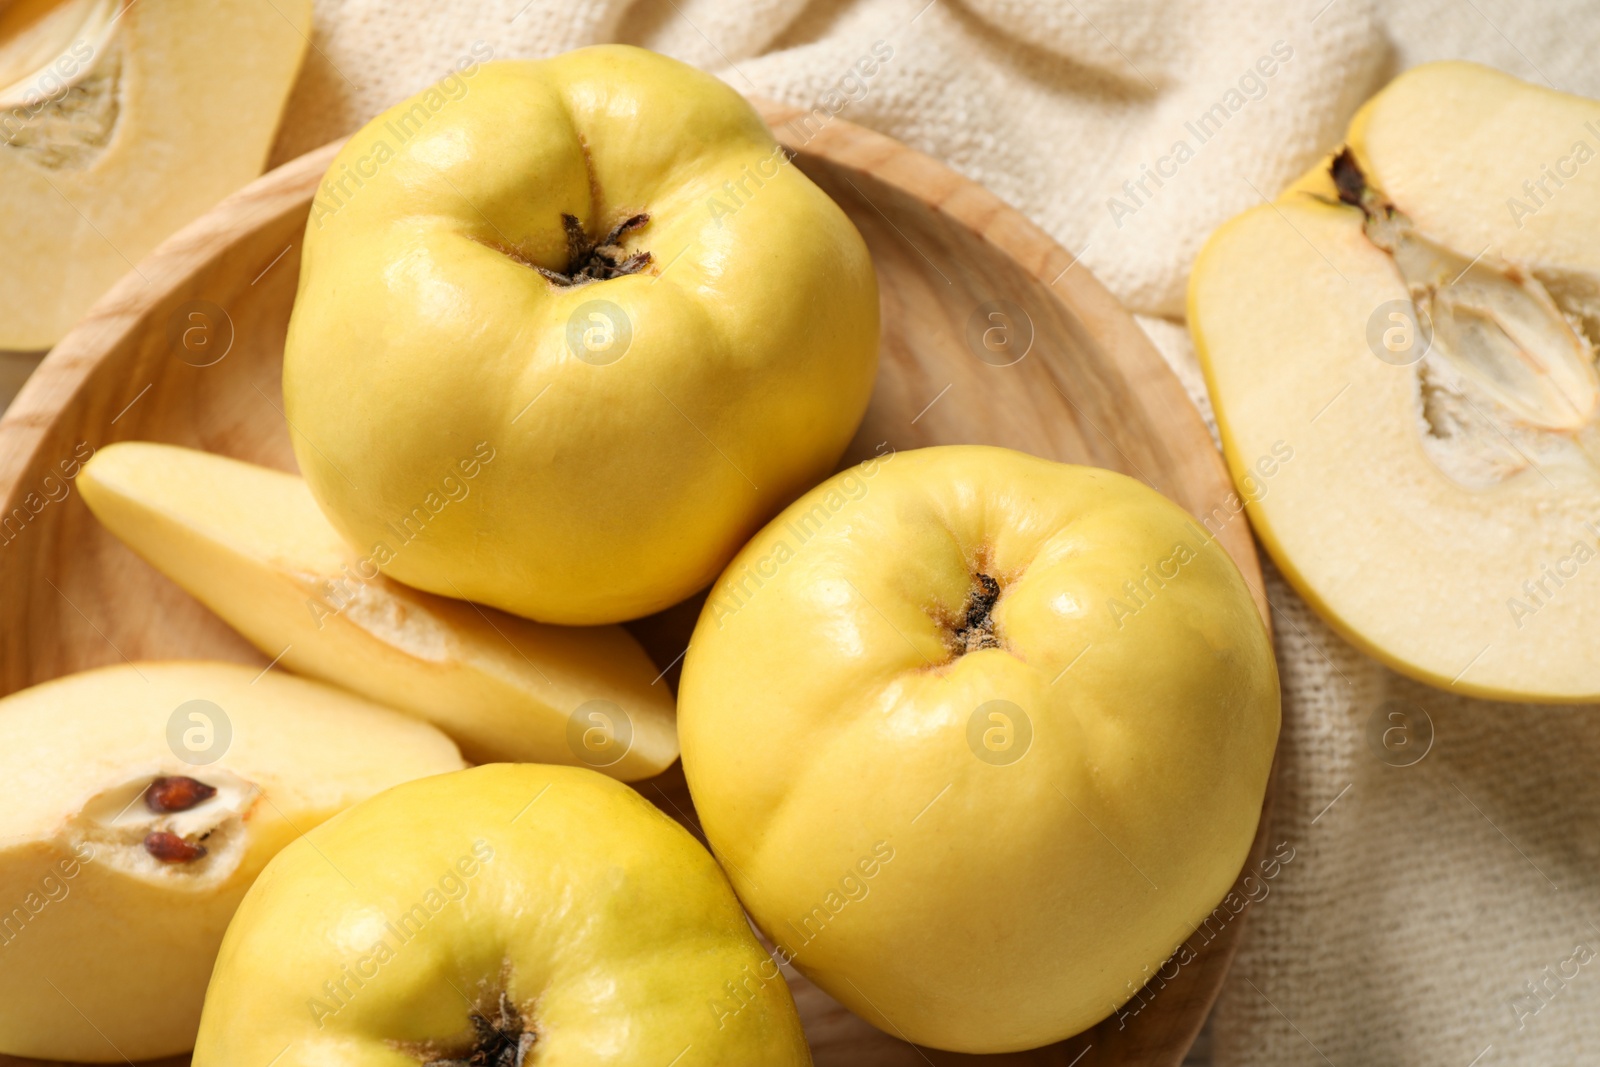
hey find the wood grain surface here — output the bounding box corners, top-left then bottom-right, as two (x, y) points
(0, 101), (1270, 1066)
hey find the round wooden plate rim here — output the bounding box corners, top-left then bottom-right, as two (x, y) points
(0, 100), (1273, 1067)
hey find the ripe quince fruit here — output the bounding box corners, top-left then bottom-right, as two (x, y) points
(79, 442), (678, 778)
(678, 446), (1279, 1052)
(193, 764), (812, 1066)
(1191, 62), (1600, 700)
(0, 662), (462, 1062)
(283, 44), (879, 625)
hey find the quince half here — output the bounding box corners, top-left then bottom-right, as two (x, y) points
(193, 764), (812, 1066)
(78, 441), (678, 778)
(678, 446), (1279, 1052)
(283, 44), (879, 625)
(0, 0), (311, 349)
(1191, 62), (1600, 700)
(0, 661), (462, 1062)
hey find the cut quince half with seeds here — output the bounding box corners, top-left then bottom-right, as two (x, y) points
(0, 662), (462, 1062)
(1190, 61), (1600, 701)
(0, 0), (311, 349)
(79, 442), (679, 779)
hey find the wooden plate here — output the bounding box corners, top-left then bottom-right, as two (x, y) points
(0, 101), (1270, 1067)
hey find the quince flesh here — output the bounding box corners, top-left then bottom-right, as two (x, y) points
(192, 764), (812, 1067)
(1190, 61), (1600, 700)
(79, 442), (678, 779)
(678, 445), (1280, 1052)
(0, 662), (462, 1062)
(0, 0), (311, 349)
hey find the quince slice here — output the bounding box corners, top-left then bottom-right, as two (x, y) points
(1190, 61), (1600, 701)
(0, 0), (311, 349)
(0, 661), (463, 1062)
(79, 442), (679, 778)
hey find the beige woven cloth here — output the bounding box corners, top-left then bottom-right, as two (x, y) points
(269, 2), (1600, 1063)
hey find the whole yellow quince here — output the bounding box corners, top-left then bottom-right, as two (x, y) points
(192, 764), (812, 1066)
(678, 445), (1280, 1052)
(284, 44), (878, 624)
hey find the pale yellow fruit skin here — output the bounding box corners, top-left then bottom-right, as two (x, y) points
(678, 446), (1280, 1053)
(284, 44), (879, 624)
(78, 442), (679, 778)
(193, 764), (812, 1067)
(0, 662), (462, 1062)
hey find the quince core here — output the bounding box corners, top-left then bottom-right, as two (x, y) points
(0, 662), (462, 1062)
(1190, 61), (1600, 701)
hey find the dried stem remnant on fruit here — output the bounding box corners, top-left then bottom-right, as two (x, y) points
(426, 993), (535, 1067)
(144, 830), (207, 864)
(954, 573), (1003, 653)
(145, 775), (217, 813)
(535, 213), (652, 286)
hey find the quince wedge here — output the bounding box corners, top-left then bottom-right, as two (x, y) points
(0, 661), (463, 1062)
(283, 44), (879, 625)
(1190, 61), (1600, 701)
(678, 445), (1279, 1052)
(78, 442), (678, 779)
(192, 764), (812, 1067)
(0, 0), (311, 349)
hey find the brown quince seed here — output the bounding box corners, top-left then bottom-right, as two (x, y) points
(145, 775), (217, 813)
(144, 830), (207, 863)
